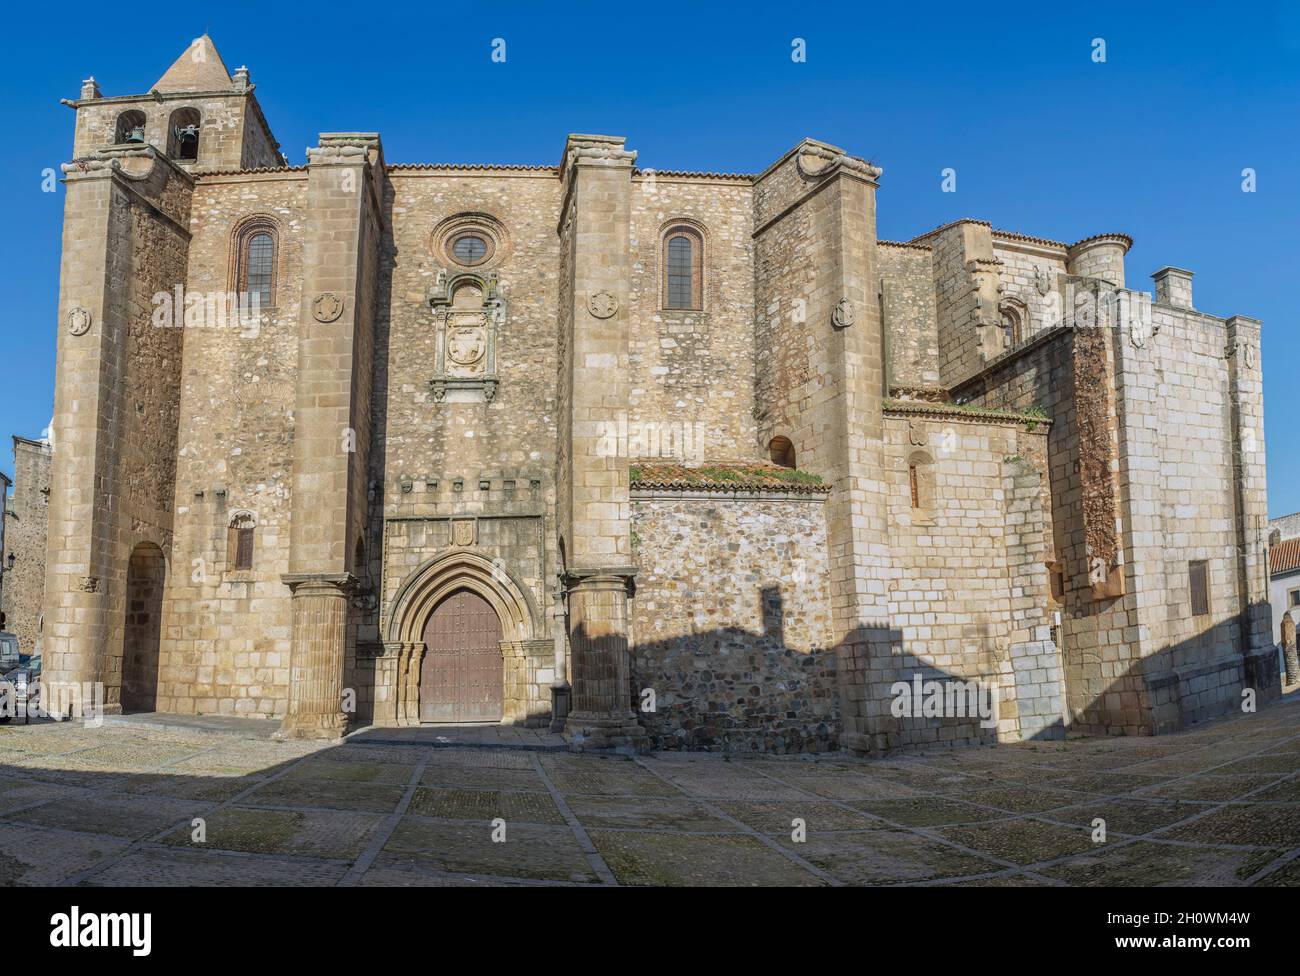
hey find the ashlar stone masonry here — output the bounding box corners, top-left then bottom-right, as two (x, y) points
(38, 36), (1277, 752)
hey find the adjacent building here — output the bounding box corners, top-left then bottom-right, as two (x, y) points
(1, 436), (52, 653)
(1269, 513), (1300, 665)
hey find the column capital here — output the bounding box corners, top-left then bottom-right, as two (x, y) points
(281, 572), (356, 596)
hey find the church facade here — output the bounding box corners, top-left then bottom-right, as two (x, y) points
(40, 36), (1278, 752)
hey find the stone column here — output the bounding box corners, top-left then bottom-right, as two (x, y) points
(279, 133), (384, 739)
(279, 574), (352, 739)
(564, 572), (643, 748)
(554, 135), (646, 750)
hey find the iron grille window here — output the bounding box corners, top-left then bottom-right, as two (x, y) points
(666, 235), (695, 309)
(244, 233), (275, 308)
(452, 235), (488, 265)
(1189, 560), (1210, 616)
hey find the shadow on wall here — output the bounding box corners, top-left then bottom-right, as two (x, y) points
(626, 590), (1280, 754)
(339, 583), (1277, 755)
(629, 586), (844, 754)
(1058, 598), (1280, 740)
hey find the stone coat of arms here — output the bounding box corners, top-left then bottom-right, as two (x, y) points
(447, 326), (486, 369)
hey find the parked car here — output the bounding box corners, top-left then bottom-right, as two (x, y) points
(0, 632), (18, 671)
(1, 654), (40, 724)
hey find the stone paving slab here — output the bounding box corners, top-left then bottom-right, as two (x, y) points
(2, 695), (1300, 886)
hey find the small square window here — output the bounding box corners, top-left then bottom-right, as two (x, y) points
(1289, 589), (1300, 608)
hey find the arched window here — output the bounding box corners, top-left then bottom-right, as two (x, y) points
(234, 219), (279, 309)
(769, 435), (796, 469)
(227, 513), (256, 571)
(114, 110), (147, 145)
(354, 537), (367, 580)
(662, 224), (704, 310)
(167, 107), (201, 162)
(1000, 299), (1027, 351)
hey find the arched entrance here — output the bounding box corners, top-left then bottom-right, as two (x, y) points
(420, 589), (503, 722)
(121, 542), (166, 712)
(385, 550), (539, 727)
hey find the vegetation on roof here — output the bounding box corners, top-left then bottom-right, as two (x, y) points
(630, 462), (826, 490)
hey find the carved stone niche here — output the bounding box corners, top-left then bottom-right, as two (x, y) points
(427, 270), (502, 402)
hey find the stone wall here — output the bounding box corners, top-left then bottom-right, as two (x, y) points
(879, 242), (939, 393)
(628, 174), (756, 461)
(156, 170), (305, 716)
(630, 488), (837, 752)
(881, 406), (1063, 746)
(2, 437), (52, 652)
(960, 265), (1274, 734)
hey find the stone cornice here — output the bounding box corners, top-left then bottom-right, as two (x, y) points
(883, 399), (1053, 429)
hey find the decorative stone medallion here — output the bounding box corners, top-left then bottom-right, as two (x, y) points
(452, 519), (476, 547)
(1245, 342), (1257, 369)
(312, 292), (344, 323)
(832, 298), (855, 329)
(908, 419), (926, 447)
(78, 575), (100, 593)
(1034, 265), (1053, 297)
(447, 326), (486, 367)
(587, 291), (618, 319)
(67, 307), (92, 336)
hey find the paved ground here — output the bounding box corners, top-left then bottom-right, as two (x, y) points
(3, 695), (1300, 886)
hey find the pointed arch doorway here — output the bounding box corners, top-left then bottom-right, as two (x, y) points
(420, 588), (504, 722)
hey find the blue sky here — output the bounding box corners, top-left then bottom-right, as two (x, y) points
(1, 1), (1296, 515)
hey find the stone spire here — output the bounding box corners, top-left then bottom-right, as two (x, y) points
(152, 34), (234, 92)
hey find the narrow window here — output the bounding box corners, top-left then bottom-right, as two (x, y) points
(1000, 303), (1023, 349)
(228, 515), (256, 571)
(244, 232), (275, 308)
(907, 450), (934, 518)
(1289, 588), (1300, 608)
(662, 226), (704, 310)
(234, 220), (279, 310)
(1189, 560), (1209, 617)
(1049, 563), (1066, 603)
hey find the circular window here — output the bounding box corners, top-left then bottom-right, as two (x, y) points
(431, 214), (508, 269)
(451, 234), (489, 266)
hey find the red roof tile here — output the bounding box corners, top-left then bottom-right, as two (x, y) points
(1270, 538), (1300, 575)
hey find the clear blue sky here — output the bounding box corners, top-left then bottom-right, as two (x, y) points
(1, 1), (1296, 515)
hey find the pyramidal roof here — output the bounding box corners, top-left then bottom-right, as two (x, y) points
(152, 34), (234, 93)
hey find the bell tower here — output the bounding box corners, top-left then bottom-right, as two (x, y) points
(65, 34), (284, 172)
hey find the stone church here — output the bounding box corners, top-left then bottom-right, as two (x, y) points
(40, 35), (1278, 752)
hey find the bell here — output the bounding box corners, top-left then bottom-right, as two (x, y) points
(125, 125), (145, 144)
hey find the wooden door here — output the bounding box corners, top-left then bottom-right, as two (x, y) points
(420, 589), (503, 722)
